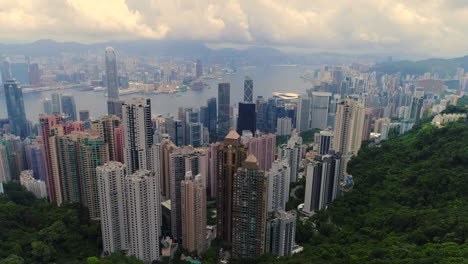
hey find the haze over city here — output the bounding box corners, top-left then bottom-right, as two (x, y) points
(0, 1), (467, 264)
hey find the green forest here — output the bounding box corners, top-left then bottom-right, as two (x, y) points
(1, 110), (467, 263)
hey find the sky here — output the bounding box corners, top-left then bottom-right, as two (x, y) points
(1, 0), (467, 57)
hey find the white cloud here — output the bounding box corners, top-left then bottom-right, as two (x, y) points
(0, 0), (466, 57)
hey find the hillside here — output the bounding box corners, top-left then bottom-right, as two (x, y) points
(370, 55), (468, 77)
(248, 115), (468, 263)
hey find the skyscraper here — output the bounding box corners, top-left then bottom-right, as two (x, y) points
(51, 92), (62, 115)
(123, 98), (153, 175)
(207, 97), (217, 142)
(244, 77), (253, 102)
(42, 98), (53, 115)
(97, 162), (128, 254)
(79, 110), (90, 121)
(303, 154), (341, 214)
(127, 169), (161, 263)
(20, 170), (47, 199)
(265, 210), (296, 257)
(278, 132), (302, 182)
(310, 92), (331, 130)
(242, 133), (276, 172)
(318, 130), (333, 155)
(105, 47), (119, 100)
(181, 171), (207, 253)
(266, 160), (291, 213)
(195, 59), (203, 78)
(332, 98), (365, 175)
(0, 144), (10, 182)
(39, 114), (63, 202)
(61, 94), (77, 121)
(170, 147), (205, 240)
(232, 154), (268, 259)
(218, 83), (231, 140)
(4, 79), (28, 138)
(236, 102), (256, 135)
(29, 63), (40, 86)
(217, 130), (248, 248)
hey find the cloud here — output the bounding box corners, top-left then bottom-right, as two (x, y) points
(0, 0), (466, 57)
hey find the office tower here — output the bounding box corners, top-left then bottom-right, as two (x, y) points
(107, 99), (124, 119)
(123, 98), (153, 174)
(244, 77), (253, 102)
(0, 144), (10, 182)
(42, 98), (53, 114)
(232, 154), (267, 258)
(127, 170), (161, 263)
(310, 92), (331, 130)
(265, 210), (296, 257)
(165, 118), (183, 147)
(200, 106), (209, 128)
(217, 130), (248, 248)
(170, 147), (205, 240)
(304, 154), (341, 214)
(1, 58), (11, 82)
(23, 138), (46, 181)
(207, 98), (217, 141)
(61, 94), (77, 121)
(4, 79), (28, 138)
(39, 114), (63, 202)
(29, 63), (40, 86)
(181, 171), (207, 253)
(230, 105), (238, 132)
(10, 62), (30, 86)
(318, 130), (333, 155)
(409, 96), (424, 123)
(278, 132), (303, 182)
(217, 83), (231, 140)
(96, 162), (128, 254)
(256, 98), (277, 134)
(242, 133), (276, 172)
(267, 160), (291, 213)
(332, 98), (365, 164)
(196, 59), (203, 78)
(187, 122), (203, 147)
(295, 95), (311, 132)
(79, 110), (90, 121)
(51, 92), (62, 115)
(236, 102), (256, 135)
(277, 117), (292, 136)
(20, 170), (47, 199)
(105, 47), (119, 100)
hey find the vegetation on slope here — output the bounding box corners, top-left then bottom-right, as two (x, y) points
(370, 55), (468, 77)
(254, 117), (468, 263)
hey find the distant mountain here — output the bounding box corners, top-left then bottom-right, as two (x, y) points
(370, 55), (468, 77)
(0, 39), (392, 66)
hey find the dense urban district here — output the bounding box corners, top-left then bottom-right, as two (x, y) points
(0, 46), (467, 264)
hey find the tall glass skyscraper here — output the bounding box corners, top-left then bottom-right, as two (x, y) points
(244, 76), (253, 102)
(61, 94), (77, 121)
(217, 83), (230, 140)
(105, 47), (119, 100)
(4, 79), (28, 138)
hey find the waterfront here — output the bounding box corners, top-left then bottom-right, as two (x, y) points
(0, 65), (314, 122)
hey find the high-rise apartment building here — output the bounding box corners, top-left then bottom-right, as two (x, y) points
(0, 144), (10, 182)
(4, 79), (28, 138)
(278, 132), (302, 182)
(242, 133), (276, 172)
(266, 160), (291, 213)
(127, 169), (161, 263)
(123, 98), (153, 174)
(265, 210), (296, 257)
(303, 154), (341, 214)
(181, 171), (207, 253)
(79, 110), (90, 121)
(217, 83), (231, 140)
(232, 154), (268, 259)
(216, 130), (248, 248)
(318, 129), (333, 155)
(96, 162), (128, 254)
(20, 170), (47, 199)
(276, 117), (292, 136)
(296, 92), (331, 132)
(170, 147), (205, 240)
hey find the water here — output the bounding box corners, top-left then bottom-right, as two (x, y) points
(0, 65), (312, 122)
